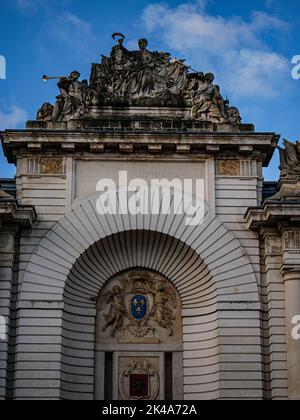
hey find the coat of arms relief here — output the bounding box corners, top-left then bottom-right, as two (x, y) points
(119, 358), (160, 401)
(97, 271), (181, 343)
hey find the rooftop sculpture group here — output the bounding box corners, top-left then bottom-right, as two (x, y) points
(279, 140), (300, 179)
(37, 33), (241, 125)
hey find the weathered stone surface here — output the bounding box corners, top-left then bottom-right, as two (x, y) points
(1, 37), (300, 402)
(279, 139), (300, 179)
(37, 33), (241, 126)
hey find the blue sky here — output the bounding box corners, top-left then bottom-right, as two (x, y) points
(0, 0), (300, 180)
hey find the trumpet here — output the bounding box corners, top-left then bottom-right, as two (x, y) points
(172, 58), (199, 74)
(43, 75), (67, 82)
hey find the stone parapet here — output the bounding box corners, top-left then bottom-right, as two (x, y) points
(26, 113), (254, 133)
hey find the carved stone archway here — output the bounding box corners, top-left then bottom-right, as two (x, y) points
(15, 192), (261, 400)
(61, 230), (214, 400)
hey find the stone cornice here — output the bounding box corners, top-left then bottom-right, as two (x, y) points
(0, 198), (36, 230)
(246, 201), (300, 273)
(280, 263), (300, 277)
(1, 128), (279, 165)
(245, 202), (300, 231)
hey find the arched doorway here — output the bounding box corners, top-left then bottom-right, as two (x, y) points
(95, 269), (183, 400)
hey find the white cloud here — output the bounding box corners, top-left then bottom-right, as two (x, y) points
(141, 2), (290, 100)
(15, 0), (45, 12)
(225, 49), (288, 99)
(0, 106), (28, 130)
(16, 0), (34, 9)
(15, 0), (70, 12)
(265, 0), (275, 8)
(44, 12), (98, 57)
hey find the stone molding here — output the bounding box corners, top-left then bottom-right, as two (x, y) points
(246, 197), (300, 272)
(0, 198), (36, 230)
(2, 129), (278, 165)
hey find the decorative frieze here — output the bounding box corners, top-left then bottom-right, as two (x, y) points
(283, 231), (300, 251)
(240, 160), (257, 177)
(217, 160), (240, 176)
(264, 235), (282, 257)
(40, 158), (64, 175)
(217, 159), (257, 177)
(27, 158), (65, 176)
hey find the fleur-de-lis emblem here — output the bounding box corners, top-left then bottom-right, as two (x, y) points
(131, 295), (147, 320)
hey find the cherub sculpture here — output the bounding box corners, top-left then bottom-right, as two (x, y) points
(147, 279), (177, 336)
(99, 282), (128, 337)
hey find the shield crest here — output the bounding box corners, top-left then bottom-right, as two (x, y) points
(129, 374), (150, 398)
(131, 295), (147, 321)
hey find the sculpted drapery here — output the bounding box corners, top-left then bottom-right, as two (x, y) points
(37, 33), (241, 125)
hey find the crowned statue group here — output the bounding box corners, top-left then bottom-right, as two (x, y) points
(37, 33), (241, 125)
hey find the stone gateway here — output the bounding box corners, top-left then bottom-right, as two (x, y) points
(0, 34), (300, 400)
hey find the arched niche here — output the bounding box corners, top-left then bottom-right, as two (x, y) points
(95, 269), (183, 400)
(16, 192), (261, 400)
